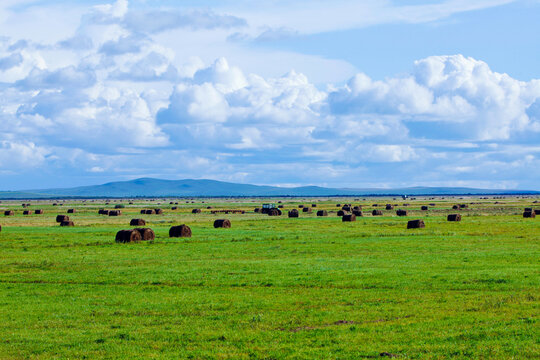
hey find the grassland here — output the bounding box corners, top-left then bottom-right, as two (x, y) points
(0, 197), (538, 359)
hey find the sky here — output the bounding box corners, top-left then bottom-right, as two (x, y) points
(0, 0), (539, 190)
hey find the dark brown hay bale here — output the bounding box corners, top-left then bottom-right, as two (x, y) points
(447, 214), (461, 222)
(53, 203), (58, 206)
(317, 210), (328, 216)
(429, 203), (436, 207)
(372, 210), (383, 216)
(67, 209), (76, 213)
(4, 211), (14, 216)
(342, 214), (356, 222)
(130, 219), (146, 226)
(109, 210), (121, 216)
(192, 209), (201, 214)
(396, 209), (408, 216)
(154, 209), (163, 215)
(99, 209), (110, 215)
(35, 209), (44, 215)
(169, 225), (192, 238)
(114, 204), (124, 209)
(535, 210), (540, 215)
(459, 204), (468, 209)
(421, 206), (429, 211)
(268, 209), (282, 216)
(140, 209), (146, 214)
(278, 205), (284, 209)
(352, 210), (363, 217)
(372, 204), (378, 207)
(403, 203), (410, 207)
(206, 206), (213, 209)
(23, 210), (32, 215)
(353, 206), (362, 211)
(134, 228), (155, 241)
(385, 204), (394, 210)
(145, 209), (155, 215)
(336, 204), (341, 207)
(288, 209), (299, 218)
(60, 221), (74, 227)
(337, 210), (347, 216)
(214, 219), (231, 228)
(312, 204), (317, 207)
(342, 205), (351, 211)
(523, 211), (535, 218)
(524, 208), (532, 212)
(56, 215), (69, 223)
(254, 208), (260, 213)
(452, 205), (459, 210)
(407, 219), (425, 229)
(298, 205), (304, 208)
(115, 229), (142, 243)
(302, 207), (312, 213)
(171, 207), (178, 210)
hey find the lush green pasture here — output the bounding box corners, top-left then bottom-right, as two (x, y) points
(0, 198), (538, 359)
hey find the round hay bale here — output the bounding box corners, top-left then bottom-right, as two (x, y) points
(534, 210), (540, 215)
(115, 204), (125, 209)
(214, 219), (231, 228)
(115, 229), (142, 243)
(145, 209), (155, 215)
(459, 204), (468, 209)
(109, 210), (121, 216)
(35, 209), (44, 215)
(60, 221), (74, 227)
(312, 204), (317, 207)
(385, 204), (394, 210)
(169, 225), (192, 238)
(396, 209), (408, 217)
(447, 214), (462, 222)
(154, 209), (163, 215)
(317, 210), (328, 217)
(523, 211), (536, 218)
(342, 205), (351, 211)
(336, 204), (341, 207)
(130, 219), (146, 226)
(288, 209), (299, 218)
(4, 211), (14, 216)
(372, 210), (383, 216)
(452, 205), (459, 210)
(171, 207), (178, 210)
(407, 220), (425, 229)
(421, 206), (429, 211)
(298, 205), (304, 208)
(268, 209), (282, 216)
(56, 215), (69, 223)
(254, 208), (260, 213)
(278, 205), (284, 209)
(352, 210), (363, 217)
(353, 206), (362, 211)
(99, 209), (110, 215)
(302, 207), (312, 213)
(140, 209), (146, 214)
(67, 209), (76, 214)
(337, 210), (347, 216)
(342, 214), (356, 222)
(23, 210), (32, 215)
(524, 207), (532, 212)
(134, 228), (155, 241)
(192, 209), (201, 214)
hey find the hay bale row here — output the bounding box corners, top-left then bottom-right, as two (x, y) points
(302, 207), (312, 213)
(98, 209), (109, 215)
(342, 214), (356, 222)
(268, 209), (282, 216)
(396, 210), (408, 216)
(116, 228), (155, 243)
(317, 210), (328, 217)
(109, 210), (121, 216)
(372, 210), (383, 216)
(352, 210), (363, 217)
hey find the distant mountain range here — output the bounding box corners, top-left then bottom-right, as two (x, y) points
(0, 178), (538, 199)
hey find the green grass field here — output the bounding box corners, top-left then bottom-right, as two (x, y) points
(0, 198), (538, 359)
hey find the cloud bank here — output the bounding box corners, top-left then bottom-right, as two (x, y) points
(0, 0), (538, 190)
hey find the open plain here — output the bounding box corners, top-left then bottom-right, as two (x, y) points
(0, 196), (538, 359)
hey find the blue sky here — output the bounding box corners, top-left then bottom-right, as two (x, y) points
(0, 0), (539, 190)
